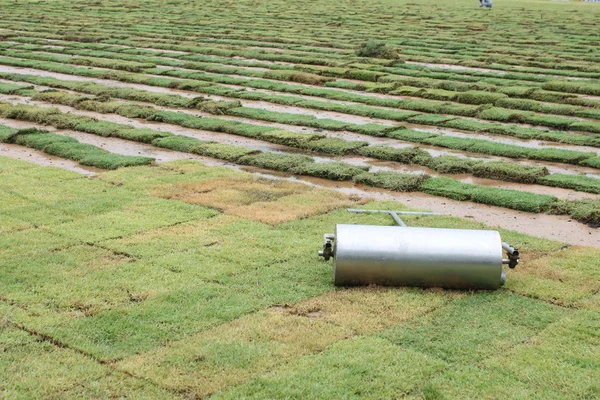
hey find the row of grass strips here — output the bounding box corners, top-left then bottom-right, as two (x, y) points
(4, 9), (600, 77)
(10, 86), (600, 193)
(28, 89), (600, 170)
(1, 57), (600, 146)
(9, 38), (600, 110)
(1, 102), (598, 223)
(5, 79), (600, 190)
(0, 125), (153, 169)
(1, 45), (599, 131)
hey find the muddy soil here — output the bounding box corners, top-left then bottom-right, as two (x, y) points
(243, 167), (600, 247)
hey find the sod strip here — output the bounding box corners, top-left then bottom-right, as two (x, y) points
(0, 125), (154, 169)
(2, 101), (598, 223)
(2, 57), (600, 145)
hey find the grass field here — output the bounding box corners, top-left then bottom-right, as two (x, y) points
(1, 0), (599, 398)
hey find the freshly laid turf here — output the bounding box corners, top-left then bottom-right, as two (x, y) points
(353, 171), (427, 191)
(549, 199), (600, 227)
(472, 161), (549, 184)
(0, 126), (154, 169)
(420, 177), (558, 213)
(426, 155), (481, 174)
(537, 174), (600, 195)
(2, 0), (600, 396)
(1, 157), (598, 400)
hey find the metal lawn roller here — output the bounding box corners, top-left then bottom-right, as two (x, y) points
(318, 209), (519, 290)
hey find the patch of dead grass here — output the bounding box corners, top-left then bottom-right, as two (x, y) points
(271, 286), (462, 335)
(153, 176), (365, 224)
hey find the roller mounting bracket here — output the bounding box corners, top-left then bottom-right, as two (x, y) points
(318, 234), (335, 261)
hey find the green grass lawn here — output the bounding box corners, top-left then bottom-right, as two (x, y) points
(1, 156), (599, 399)
(1, 0), (600, 396)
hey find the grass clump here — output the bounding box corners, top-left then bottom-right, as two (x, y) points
(192, 142), (260, 162)
(426, 156), (482, 174)
(476, 107), (535, 124)
(406, 114), (457, 126)
(454, 91), (508, 105)
(197, 100), (242, 115)
(114, 128), (172, 143)
(299, 138), (368, 155)
(0, 82), (34, 95)
(469, 186), (557, 213)
(75, 121), (126, 137)
(358, 146), (432, 164)
(549, 199), (600, 226)
(353, 171), (427, 191)
(420, 177), (475, 201)
(528, 148), (595, 165)
(292, 161), (368, 180)
(386, 129), (437, 143)
(579, 157), (600, 169)
(472, 162), (549, 184)
(0, 103), (93, 130)
(355, 40), (400, 60)
(263, 70), (334, 85)
(238, 152), (313, 172)
(538, 174), (600, 195)
(259, 130), (323, 147)
(13, 131), (78, 148)
(568, 121), (600, 134)
(152, 136), (207, 152)
(346, 123), (394, 137)
(0, 124), (19, 142)
(423, 136), (528, 159)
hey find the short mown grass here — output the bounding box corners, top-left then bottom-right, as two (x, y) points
(3, 0), (600, 397)
(1, 158), (598, 400)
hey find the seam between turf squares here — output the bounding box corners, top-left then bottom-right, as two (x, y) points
(4, 320), (190, 399)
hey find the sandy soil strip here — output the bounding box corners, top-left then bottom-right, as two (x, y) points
(0, 142), (101, 175)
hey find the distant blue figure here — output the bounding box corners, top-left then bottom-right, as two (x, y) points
(480, 0), (492, 8)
